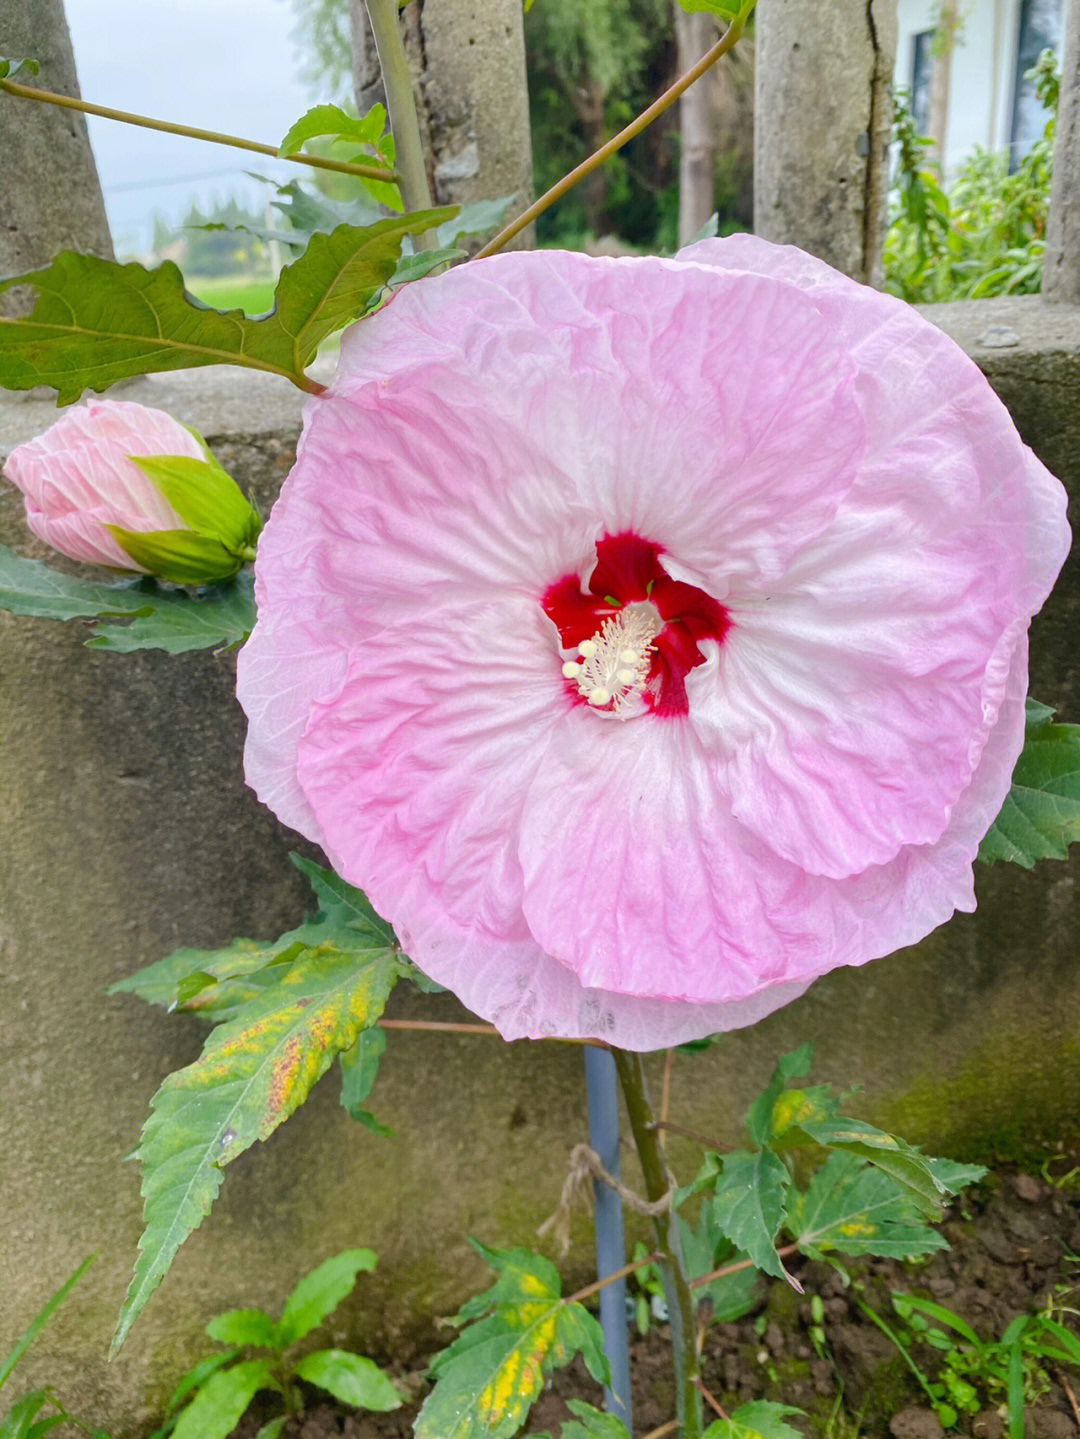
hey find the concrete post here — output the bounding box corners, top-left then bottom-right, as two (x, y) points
(415, 0), (535, 228)
(677, 8), (719, 246)
(1044, 0), (1080, 303)
(0, 0), (113, 314)
(753, 0), (897, 284)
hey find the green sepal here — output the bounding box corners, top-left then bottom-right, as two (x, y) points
(105, 526), (243, 585)
(128, 452), (262, 553)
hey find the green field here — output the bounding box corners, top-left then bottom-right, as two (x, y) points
(186, 273), (277, 314)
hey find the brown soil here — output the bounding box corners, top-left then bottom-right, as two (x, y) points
(233, 1167), (1080, 1439)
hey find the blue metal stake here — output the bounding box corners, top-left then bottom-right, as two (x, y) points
(584, 1045), (632, 1429)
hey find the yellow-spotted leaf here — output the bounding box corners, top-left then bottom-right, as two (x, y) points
(416, 1243), (609, 1439)
(111, 943), (399, 1355)
(788, 1152), (952, 1260)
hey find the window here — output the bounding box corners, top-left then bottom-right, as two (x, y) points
(910, 28), (935, 135)
(1009, 0), (1061, 162)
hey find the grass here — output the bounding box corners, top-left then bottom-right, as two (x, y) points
(185, 273), (277, 315)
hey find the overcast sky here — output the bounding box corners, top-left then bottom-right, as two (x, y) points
(64, 0), (334, 254)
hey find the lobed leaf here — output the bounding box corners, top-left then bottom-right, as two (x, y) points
(978, 699), (1080, 866)
(703, 1401), (805, 1439)
(111, 946), (399, 1353)
(793, 1118), (947, 1219)
(0, 213), (452, 402)
(276, 1248), (377, 1347)
(417, 1243), (608, 1439)
(0, 546), (257, 651)
(339, 1026), (392, 1134)
(292, 1350), (401, 1410)
(789, 1152), (951, 1260)
(708, 1150), (799, 1289)
(559, 1399), (634, 1437)
(745, 1044), (816, 1145)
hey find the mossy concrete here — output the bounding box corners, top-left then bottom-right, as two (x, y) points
(2, 297), (1079, 1434)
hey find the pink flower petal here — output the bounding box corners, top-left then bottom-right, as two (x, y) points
(238, 240), (1070, 1048)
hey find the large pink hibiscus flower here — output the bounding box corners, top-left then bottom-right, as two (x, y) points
(237, 236), (1069, 1050)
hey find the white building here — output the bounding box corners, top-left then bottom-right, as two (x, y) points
(894, 0), (1063, 170)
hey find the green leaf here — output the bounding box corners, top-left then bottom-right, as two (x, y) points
(1, 1390), (53, 1439)
(708, 1150), (799, 1289)
(924, 1157), (987, 1194)
(0, 1255), (96, 1394)
(560, 1399), (633, 1437)
(276, 1248), (377, 1347)
(703, 1400), (805, 1439)
(254, 1420), (287, 1439)
(978, 699), (1080, 866)
(678, 0), (741, 14)
(204, 1308), (278, 1348)
(150, 1349), (243, 1436)
(111, 947), (399, 1354)
(292, 1350), (401, 1411)
(435, 197), (515, 246)
(678, 1213), (759, 1321)
(0, 213), (453, 402)
(287, 855), (396, 947)
(339, 1026), (392, 1134)
(279, 103), (390, 158)
(746, 1044), (816, 1145)
(253, 1419), (287, 1439)
(0, 545), (255, 651)
(417, 1243), (609, 1439)
(793, 1118), (947, 1219)
(170, 1358), (279, 1439)
(108, 937), (301, 1016)
(0, 57), (40, 80)
(85, 573), (256, 652)
(789, 1153), (951, 1259)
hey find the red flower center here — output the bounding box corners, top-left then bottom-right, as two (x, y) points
(541, 531), (730, 718)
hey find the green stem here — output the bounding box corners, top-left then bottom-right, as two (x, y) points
(0, 78), (397, 184)
(474, 8), (752, 259)
(364, 0), (438, 252)
(613, 1050), (703, 1439)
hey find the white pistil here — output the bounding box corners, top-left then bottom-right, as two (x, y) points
(568, 602), (662, 717)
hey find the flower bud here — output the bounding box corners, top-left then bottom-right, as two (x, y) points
(1, 399), (262, 584)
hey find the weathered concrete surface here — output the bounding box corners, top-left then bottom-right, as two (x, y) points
(0, 0), (113, 313)
(2, 296), (1079, 1433)
(417, 0), (535, 228)
(1044, 0), (1080, 304)
(754, 0), (896, 283)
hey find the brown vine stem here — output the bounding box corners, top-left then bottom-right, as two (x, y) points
(648, 1118), (735, 1153)
(566, 1250), (664, 1307)
(694, 1378), (729, 1422)
(0, 77), (399, 184)
(691, 1242), (799, 1292)
(643, 1424), (680, 1439)
(474, 9), (751, 259)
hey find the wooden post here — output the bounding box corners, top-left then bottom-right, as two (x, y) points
(753, 0), (897, 283)
(1044, 0), (1080, 303)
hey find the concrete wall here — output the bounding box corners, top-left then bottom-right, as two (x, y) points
(2, 297), (1079, 1435)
